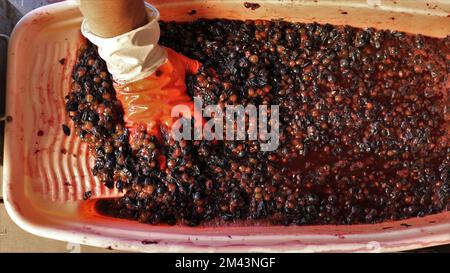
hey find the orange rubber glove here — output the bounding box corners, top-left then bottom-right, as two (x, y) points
(115, 47), (202, 140)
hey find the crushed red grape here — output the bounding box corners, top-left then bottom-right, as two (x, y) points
(65, 19), (450, 226)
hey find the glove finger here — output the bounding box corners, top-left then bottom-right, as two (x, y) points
(166, 47), (202, 75)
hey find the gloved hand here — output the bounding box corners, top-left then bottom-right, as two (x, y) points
(115, 47), (202, 138)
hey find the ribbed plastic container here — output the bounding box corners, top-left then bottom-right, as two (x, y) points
(3, 0), (450, 252)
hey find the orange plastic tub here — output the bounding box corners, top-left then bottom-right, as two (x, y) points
(4, 0), (450, 252)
